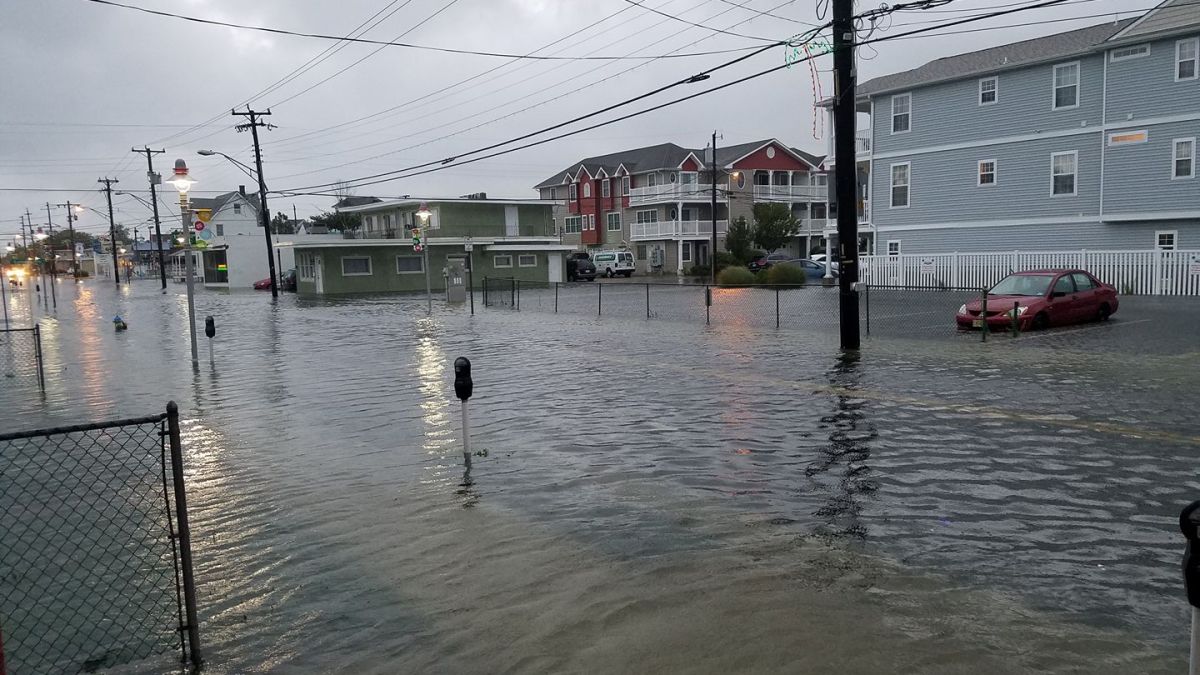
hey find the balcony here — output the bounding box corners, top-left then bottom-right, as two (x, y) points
(752, 184), (827, 202)
(627, 183), (721, 204)
(856, 136), (871, 153)
(631, 219), (728, 240)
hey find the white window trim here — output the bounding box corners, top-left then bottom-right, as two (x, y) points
(606, 212), (622, 231)
(569, 183), (578, 200)
(636, 209), (658, 224)
(1110, 44), (1150, 62)
(1052, 61), (1081, 111)
(583, 182), (592, 198)
(493, 254), (513, 268)
(886, 240), (901, 256)
(1050, 150), (1079, 197)
(977, 159), (997, 186)
(890, 93), (911, 135)
(622, 175), (631, 195)
(1177, 38), (1199, 82)
(978, 77), (998, 106)
(517, 254), (538, 268)
(298, 253), (316, 281)
(1156, 230), (1178, 250)
(889, 161), (911, 209)
(396, 255), (424, 274)
(340, 256), (373, 276)
(1173, 137), (1196, 179)
(602, 179), (611, 198)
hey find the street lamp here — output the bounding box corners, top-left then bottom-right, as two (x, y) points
(197, 149), (277, 297)
(416, 202), (432, 314)
(167, 158), (199, 366)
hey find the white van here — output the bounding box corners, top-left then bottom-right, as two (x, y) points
(591, 249), (636, 278)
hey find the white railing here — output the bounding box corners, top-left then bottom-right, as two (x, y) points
(752, 184), (827, 202)
(627, 183), (718, 204)
(859, 249), (1200, 296)
(856, 137), (871, 153)
(631, 220), (728, 240)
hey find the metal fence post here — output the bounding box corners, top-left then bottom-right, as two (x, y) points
(483, 276), (488, 307)
(980, 289), (989, 343)
(554, 282), (559, 313)
(510, 278), (516, 309)
(865, 284), (871, 335)
(516, 279), (521, 311)
(166, 401), (202, 668)
(645, 283), (650, 319)
(1012, 300), (1020, 338)
(705, 285), (711, 325)
(597, 281), (603, 316)
(775, 287), (780, 329)
(33, 324), (44, 391)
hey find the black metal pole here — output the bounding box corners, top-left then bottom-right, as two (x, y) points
(99, 178), (120, 285)
(44, 203), (57, 308)
(711, 131), (718, 286)
(235, 109), (279, 298)
(646, 283), (650, 319)
(64, 202), (79, 282)
(598, 280), (602, 316)
(166, 401), (203, 668)
(34, 324), (44, 391)
(833, 0), (861, 350)
(135, 147), (169, 291)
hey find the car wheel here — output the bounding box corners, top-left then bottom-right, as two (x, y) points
(606, 268), (614, 278)
(622, 271), (632, 278)
(1032, 312), (1049, 331)
(1097, 303), (1111, 322)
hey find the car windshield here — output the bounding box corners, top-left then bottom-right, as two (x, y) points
(990, 274), (1055, 296)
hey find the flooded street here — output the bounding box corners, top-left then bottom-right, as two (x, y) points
(2, 279), (1197, 673)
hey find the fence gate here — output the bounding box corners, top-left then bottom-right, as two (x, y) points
(0, 326), (45, 391)
(0, 402), (201, 672)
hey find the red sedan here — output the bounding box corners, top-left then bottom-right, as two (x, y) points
(956, 269), (1119, 331)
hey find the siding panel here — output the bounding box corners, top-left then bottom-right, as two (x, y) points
(1104, 34), (1200, 120)
(1104, 119), (1200, 214)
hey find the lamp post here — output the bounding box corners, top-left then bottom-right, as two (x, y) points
(416, 202), (433, 315)
(198, 149), (277, 298)
(166, 159), (199, 366)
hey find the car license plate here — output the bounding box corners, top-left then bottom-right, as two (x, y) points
(972, 319), (983, 328)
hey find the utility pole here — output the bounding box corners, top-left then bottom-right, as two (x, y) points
(233, 107), (279, 298)
(710, 131), (719, 286)
(19, 213), (28, 256)
(99, 177), (120, 286)
(25, 209), (46, 307)
(832, 0), (861, 350)
(56, 202), (80, 281)
(133, 146), (169, 291)
(44, 203), (57, 307)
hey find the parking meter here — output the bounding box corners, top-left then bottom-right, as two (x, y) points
(204, 316), (215, 339)
(1182, 501), (1200, 608)
(454, 357), (473, 401)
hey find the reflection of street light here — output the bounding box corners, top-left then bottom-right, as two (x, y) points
(167, 158), (199, 366)
(416, 203), (432, 314)
(118, 248), (126, 255)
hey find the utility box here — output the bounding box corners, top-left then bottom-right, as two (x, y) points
(446, 260), (467, 303)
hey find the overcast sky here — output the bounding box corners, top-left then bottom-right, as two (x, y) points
(1, 0), (1149, 240)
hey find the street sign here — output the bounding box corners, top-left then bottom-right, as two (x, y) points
(198, 229), (214, 241)
(194, 221), (205, 232)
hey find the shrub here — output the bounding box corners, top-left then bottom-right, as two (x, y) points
(754, 269), (770, 285)
(684, 264), (710, 278)
(745, 249), (767, 264)
(714, 251), (741, 272)
(716, 266), (756, 287)
(765, 263), (808, 286)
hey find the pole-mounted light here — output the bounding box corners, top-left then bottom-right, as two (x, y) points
(166, 159), (196, 195)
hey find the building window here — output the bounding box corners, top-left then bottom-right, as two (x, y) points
(564, 216), (582, 234)
(889, 162), (910, 208)
(636, 209), (658, 224)
(978, 159), (997, 186)
(233, 203), (242, 214)
(585, 214), (595, 230)
(340, 256), (372, 276)
(583, 182), (592, 198)
(297, 254), (315, 281)
(569, 183), (578, 200)
(1051, 151), (1078, 196)
(1108, 130), (1149, 146)
(518, 254), (537, 268)
(1053, 62), (1079, 109)
(215, 223), (224, 236)
(607, 212), (622, 231)
(1110, 44), (1149, 62)
(1174, 138), (1195, 179)
(1177, 38), (1198, 81)
(602, 179), (611, 198)
(549, 187), (558, 200)
(396, 255), (423, 274)
(1156, 231), (1177, 250)
(622, 175), (631, 195)
(887, 240), (901, 256)
(494, 254), (513, 268)
(891, 93), (911, 134)
(979, 77), (997, 105)
(682, 242), (692, 262)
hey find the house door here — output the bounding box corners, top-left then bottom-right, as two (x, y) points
(505, 206), (519, 237)
(547, 253), (563, 283)
(314, 255), (324, 294)
(695, 242), (710, 267)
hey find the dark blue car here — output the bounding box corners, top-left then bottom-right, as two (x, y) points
(780, 258), (836, 280)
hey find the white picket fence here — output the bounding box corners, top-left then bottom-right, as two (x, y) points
(860, 249), (1200, 295)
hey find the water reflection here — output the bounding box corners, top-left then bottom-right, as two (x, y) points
(808, 351), (878, 538)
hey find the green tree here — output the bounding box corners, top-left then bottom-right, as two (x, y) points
(271, 211), (297, 234)
(309, 210), (361, 233)
(751, 203), (799, 253)
(724, 216), (753, 262)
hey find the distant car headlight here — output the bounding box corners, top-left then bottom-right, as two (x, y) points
(957, 304), (967, 314)
(1009, 305), (1029, 317)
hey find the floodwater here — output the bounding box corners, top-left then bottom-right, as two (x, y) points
(1, 278), (1197, 674)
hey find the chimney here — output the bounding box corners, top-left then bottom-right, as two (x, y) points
(239, 185), (246, 196)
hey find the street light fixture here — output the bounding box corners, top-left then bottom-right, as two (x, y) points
(167, 158), (199, 366)
(416, 202), (432, 314)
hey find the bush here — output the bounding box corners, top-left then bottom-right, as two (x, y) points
(716, 266), (756, 287)
(684, 264), (710, 278)
(765, 263), (808, 286)
(745, 249), (766, 264)
(714, 251), (741, 272)
(754, 269), (770, 285)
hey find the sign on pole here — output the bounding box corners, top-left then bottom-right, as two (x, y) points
(1189, 253), (1200, 276)
(919, 257), (936, 276)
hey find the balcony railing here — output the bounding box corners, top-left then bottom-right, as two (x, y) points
(627, 183), (719, 204)
(631, 219), (728, 240)
(751, 184), (827, 202)
(856, 137), (871, 153)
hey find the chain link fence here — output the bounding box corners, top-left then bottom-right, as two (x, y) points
(0, 326), (45, 391)
(0, 402), (201, 673)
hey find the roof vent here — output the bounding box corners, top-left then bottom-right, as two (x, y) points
(459, 192), (487, 200)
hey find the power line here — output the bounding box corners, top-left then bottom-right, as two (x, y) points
(83, 0), (769, 60)
(883, 4), (1169, 36)
(621, 0), (783, 41)
(712, 0), (824, 26)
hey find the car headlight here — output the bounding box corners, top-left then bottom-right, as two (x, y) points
(957, 304), (967, 314)
(1009, 305), (1029, 317)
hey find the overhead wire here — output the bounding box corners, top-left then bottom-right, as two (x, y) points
(620, 0), (787, 41)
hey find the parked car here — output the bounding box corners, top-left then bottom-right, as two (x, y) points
(778, 258), (835, 280)
(566, 252), (596, 282)
(808, 254), (840, 273)
(956, 269), (1118, 331)
(747, 252), (791, 273)
(253, 269), (297, 291)
(592, 249), (635, 278)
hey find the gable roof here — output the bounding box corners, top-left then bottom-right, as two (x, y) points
(1113, 0), (1200, 41)
(189, 191), (257, 214)
(855, 19), (1135, 99)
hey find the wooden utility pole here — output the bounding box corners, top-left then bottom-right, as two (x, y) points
(233, 108), (279, 298)
(98, 177), (120, 285)
(133, 146), (169, 291)
(833, 0), (861, 349)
